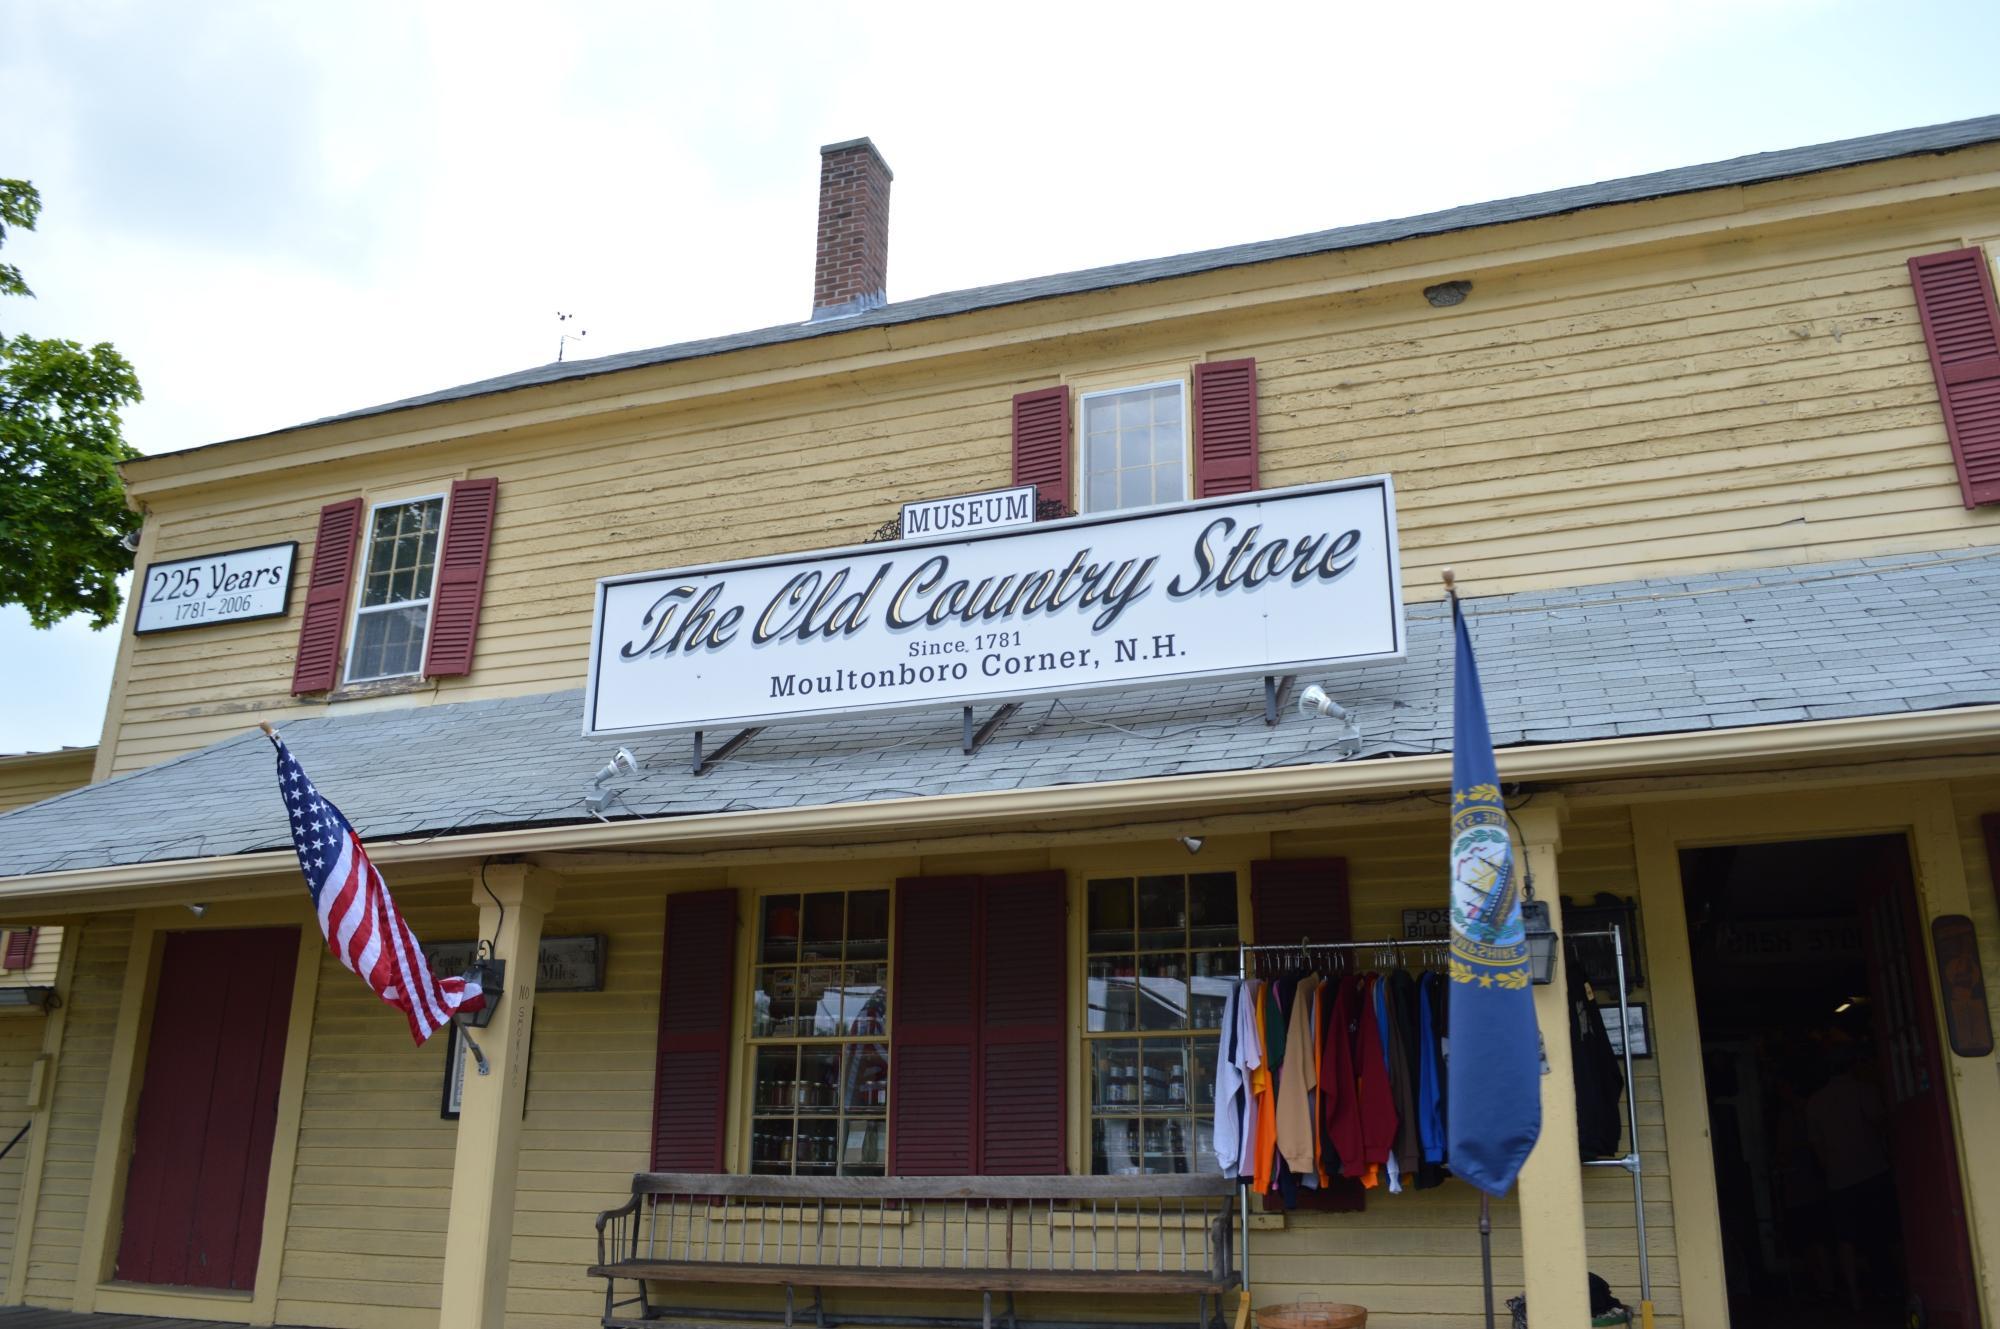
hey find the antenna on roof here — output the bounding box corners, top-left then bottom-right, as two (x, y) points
(556, 311), (588, 362)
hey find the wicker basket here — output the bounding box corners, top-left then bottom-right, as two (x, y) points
(1256, 1302), (1367, 1329)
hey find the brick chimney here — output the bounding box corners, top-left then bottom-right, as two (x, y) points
(812, 138), (892, 320)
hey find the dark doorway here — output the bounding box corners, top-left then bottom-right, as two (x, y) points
(1682, 835), (1980, 1329)
(114, 927), (299, 1290)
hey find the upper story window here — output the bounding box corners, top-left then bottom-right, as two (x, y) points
(1079, 382), (1187, 513)
(345, 496), (445, 683)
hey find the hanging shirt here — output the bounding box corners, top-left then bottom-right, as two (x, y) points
(1355, 975), (1399, 1184)
(1417, 971), (1448, 1166)
(1213, 981), (1248, 1175)
(1235, 979), (1266, 1184)
(1320, 974), (1362, 1178)
(1275, 972), (1322, 1178)
(1251, 984), (1279, 1194)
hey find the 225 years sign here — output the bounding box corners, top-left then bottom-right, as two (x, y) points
(133, 541), (297, 634)
(585, 477), (1403, 736)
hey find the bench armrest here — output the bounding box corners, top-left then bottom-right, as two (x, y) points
(594, 1191), (644, 1268)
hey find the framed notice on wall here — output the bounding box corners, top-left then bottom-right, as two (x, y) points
(133, 541), (297, 634)
(1598, 1001), (1651, 1059)
(442, 1023), (533, 1120)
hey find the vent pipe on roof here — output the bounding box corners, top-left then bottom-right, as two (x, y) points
(812, 138), (892, 321)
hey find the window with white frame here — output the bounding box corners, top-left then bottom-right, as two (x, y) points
(1079, 382), (1187, 513)
(346, 496), (445, 683)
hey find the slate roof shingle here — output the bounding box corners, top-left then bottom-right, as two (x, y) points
(3, 546), (1997, 882)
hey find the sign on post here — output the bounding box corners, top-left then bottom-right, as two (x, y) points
(133, 542), (298, 634)
(586, 476), (1404, 737)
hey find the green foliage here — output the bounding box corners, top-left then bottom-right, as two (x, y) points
(0, 178), (144, 629)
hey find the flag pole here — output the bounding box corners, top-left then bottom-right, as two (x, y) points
(1444, 569), (1498, 1329)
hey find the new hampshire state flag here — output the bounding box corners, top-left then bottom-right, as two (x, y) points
(1444, 593), (1541, 1195)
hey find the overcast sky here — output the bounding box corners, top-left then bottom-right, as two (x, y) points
(2, 0), (1997, 754)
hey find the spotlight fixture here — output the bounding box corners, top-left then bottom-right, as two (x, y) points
(1179, 836), (1205, 856)
(592, 747), (641, 787)
(121, 527), (144, 553)
(186, 903), (207, 918)
(1298, 686), (1363, 757)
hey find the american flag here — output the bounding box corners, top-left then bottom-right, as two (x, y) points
(270, 732), (484, 1044)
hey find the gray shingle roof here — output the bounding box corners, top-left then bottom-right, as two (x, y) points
(178, 114), (2000, 453)
(4, 546), (1998, 881)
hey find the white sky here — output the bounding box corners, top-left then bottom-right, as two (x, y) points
(2, 0), (1996, 754)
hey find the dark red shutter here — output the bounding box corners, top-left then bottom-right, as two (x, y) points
(1909, 248), (2000, 507)
(422, 477), (500, 678)
(1011, 387), (1071, 512)
(1249, 857), (1351, 947)
(1193, 358), (1260, 498)
(1249, 858), (1361, 1212)
(652, 889), (736, 1172)
(2, 928), (36, 971)
(290, 498), (365, 694)
(889, 876), (981, 1175)
(978, 872), (1068, 1175)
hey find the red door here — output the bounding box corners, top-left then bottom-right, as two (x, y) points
(1859, 843), (1983, 1328)
(115, 927), (299, 1290)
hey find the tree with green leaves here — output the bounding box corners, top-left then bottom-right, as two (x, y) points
(1, 178), (143, 629)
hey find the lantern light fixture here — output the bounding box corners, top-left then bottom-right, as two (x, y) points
(1521, 899), (1559, 986)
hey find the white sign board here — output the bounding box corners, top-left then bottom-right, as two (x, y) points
(900, 485), (1038, 539)
(586, 477), (1403, 737)
(133, 542), (297, 634)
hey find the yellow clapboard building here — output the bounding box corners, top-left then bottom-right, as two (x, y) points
(1, 119), (1999, 1329)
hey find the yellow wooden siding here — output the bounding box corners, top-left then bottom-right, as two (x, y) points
(0, 754), (93, 815)
(22, 913), (128, 1306)
(100, 203), (2000, 776)
(0, 1011), (45, 1295)
(272, 878), (477, 1329)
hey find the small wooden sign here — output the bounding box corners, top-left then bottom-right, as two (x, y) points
(1931, 914), (1993, 1058)
(422, 935), (606, 993)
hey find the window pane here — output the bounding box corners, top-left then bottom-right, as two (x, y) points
(841, 963), (887, 1033)
(796, 1119), (838, 1174)
(1153, 388), (1182, 427)
(1085, 397), (1118, 432)
(1119, 394), (1149, 429)
(1088, 878), (1134, 950)
(1138, 953), (1189, 1030)
(754, 966), (801, 1037)
(1094, 1117), (1144, 1175)
(798, 1047), (841, 1111)
(1143, 1116), (1193, 1174)
(1189, 873), (1238, 948)
(1088, 954), (1138, 1032)
(754, 1045), (799, 1110)
(1154, 464), (1184, 504)
(760, 895), (801, 962)
(1142, 1043), (1188, 1108)
(1087, 433), (1117, 472)
(349, 604), (428, 680)
(1119, 467), (1151, 509)
(802, 892), (844, 958)
(799, 964), (837, 1034)
(848, 889), (890, 958)
(1091, 1039), (1140, 1112)
(1191, 957), (1234, 1028)
(1088, 472), (1116, 512)
(1137, 875), (1183, 940)
(841, 1041), (889, 1112)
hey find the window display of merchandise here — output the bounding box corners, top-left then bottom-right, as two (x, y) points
(1084, 872), (1239, 1173)
(748, 888), (891, 1176)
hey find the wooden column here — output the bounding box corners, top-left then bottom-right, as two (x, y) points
(1514, 800), (1591, 1327)
(438, 863), (556, 1329)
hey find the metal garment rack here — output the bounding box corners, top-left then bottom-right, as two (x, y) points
(1226, 929), (1651, 1318)
(1569, 924), (1652, 1317)
(1228, 937), (1451, 1308)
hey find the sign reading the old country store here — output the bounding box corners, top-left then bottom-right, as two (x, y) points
(585, 477), (1404, 736)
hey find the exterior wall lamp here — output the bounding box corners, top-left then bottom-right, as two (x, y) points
(1521, 899), (1559, 986)
(456, 957), (504, 1028)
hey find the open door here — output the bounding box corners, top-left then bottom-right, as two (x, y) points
(1857, 842), (1982, 1329)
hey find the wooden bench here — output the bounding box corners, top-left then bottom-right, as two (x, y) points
(590, 1173), (1241, 1329)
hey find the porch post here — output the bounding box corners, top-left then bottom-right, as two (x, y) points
(1513, 800), (1591, 1326)
(438, 862), (556, 1329)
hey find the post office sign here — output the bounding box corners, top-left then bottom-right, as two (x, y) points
(133, 541), (297, 634)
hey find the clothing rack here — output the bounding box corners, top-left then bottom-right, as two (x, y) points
(1226, 929), (1651, 1321)
(1228, 936), (1450, 1306)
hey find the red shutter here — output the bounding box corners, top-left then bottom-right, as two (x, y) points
(978, 872), (1068, 1175)
(290, 498), (365, 694)
(890, 876), (982, 1175)
(1249, 857), (1351, 947)
(652, 889), (736, 1172)
(1249, 858), (1361, 1213)
(422, 477), (500, 678)
(1011, 387), (1072, 512)
(1193, 358), (1260, 498)
(1909, 248), (2000, 507)
(2, 928), (36, 971)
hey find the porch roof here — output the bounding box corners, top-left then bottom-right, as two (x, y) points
(2, 545), (1997, 882)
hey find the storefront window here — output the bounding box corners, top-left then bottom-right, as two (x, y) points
(749, 888), (890, 1176)
(1085, 872), (1238, 1174)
